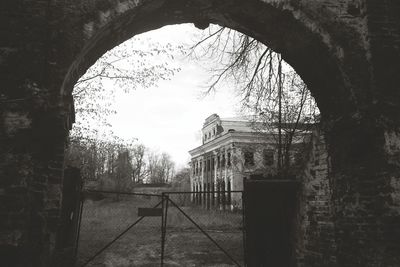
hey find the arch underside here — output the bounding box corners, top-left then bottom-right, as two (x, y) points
(61, 0), (363, 121)
(2, 0), (399, 266)
(57, 2), (400, 265)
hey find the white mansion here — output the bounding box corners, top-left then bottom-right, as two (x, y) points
(188, 114), (308, 209)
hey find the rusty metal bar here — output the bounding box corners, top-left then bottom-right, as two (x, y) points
(84, 188), (161, 197)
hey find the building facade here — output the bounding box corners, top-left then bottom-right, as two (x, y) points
(189, 114), (305, 209)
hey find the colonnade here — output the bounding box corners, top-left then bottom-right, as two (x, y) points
(191, 149), (233, 210)
(192, 180), (232, 210)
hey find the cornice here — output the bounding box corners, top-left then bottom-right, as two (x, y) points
(189, 131), (275, 158)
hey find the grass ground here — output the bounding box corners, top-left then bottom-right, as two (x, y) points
(77, 195), (244, 267)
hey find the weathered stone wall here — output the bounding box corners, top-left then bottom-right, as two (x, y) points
(297, 123), (400, 267)
(297, 129), (336, 266)
(0, 89), (71, 265)
(0, 0), (399, 266)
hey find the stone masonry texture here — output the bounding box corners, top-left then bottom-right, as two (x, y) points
(0, 0), (399, 266)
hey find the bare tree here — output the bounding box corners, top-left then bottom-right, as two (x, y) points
(71, 36), (182, 139)
(158, 153), (175, 184)
(131, 144), (147, 183)
(146, 151), (160, 183)
(66, 134), (177, 188)
(66, 35), (182, 183)
(146, 150), (175, 184)
(190, 26), (319, 173)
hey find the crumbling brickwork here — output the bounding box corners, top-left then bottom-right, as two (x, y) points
(0, 0), (399, 266)
(297, 129), (336, 266)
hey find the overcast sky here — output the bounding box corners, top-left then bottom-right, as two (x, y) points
(108, 24), (242, 168)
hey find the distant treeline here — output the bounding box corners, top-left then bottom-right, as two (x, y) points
(65, 136), (184, 191)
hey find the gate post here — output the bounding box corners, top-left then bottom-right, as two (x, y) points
(52, 167), (83, 266)
(160, 193), (169, 267)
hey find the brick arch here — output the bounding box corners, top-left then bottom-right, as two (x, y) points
(1, 1), (399, 266)
(59, 0), (368, 121)
(55, 2), (384, 265)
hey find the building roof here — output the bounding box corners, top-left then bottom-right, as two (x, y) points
(219, 115), (255, 122)
(190, 113), (314, 158)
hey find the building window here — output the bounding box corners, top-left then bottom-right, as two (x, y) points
(221, 154), (226, 167)
(227, 152), (231, 167)
(211, 158), (214, 171)
(263, 149), (274, 166)
(244, 151), (255, 166)
(217, 155), (220, 169)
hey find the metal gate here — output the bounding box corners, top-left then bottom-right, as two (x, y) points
(76, 190), (163, 266)
(75, 189), (244, 266)
(161, 191), (245, 266)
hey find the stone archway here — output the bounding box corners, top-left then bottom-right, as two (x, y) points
(1, 0), (399, 266)
(60, 0), (363, 118)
